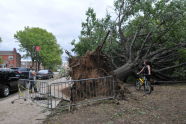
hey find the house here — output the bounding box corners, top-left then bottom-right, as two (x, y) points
(21, 60), (32, 68)
(0, 48), (21, 68)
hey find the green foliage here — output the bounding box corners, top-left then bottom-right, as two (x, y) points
(14, 27), (63, 70)
(71, 8), (118, 56)
(72, 0), (186, 79)
(59, 67), (69, 77)
(125, 0), (185, 48)
(121, 0), (186, 79)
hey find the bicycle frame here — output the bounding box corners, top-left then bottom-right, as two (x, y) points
(138, 76), (147, 85)
(136, 75), (152, 94)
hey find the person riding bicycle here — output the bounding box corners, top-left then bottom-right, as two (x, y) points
(136, 60), (154, 94)
(137, 60), (151, 80)
(137, 60), (153, 90)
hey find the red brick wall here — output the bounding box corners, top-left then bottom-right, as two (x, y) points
(0, 55), (15, 67)
(0, 49), (21, 68)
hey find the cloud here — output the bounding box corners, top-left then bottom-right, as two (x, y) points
(0, 0), (114, 59)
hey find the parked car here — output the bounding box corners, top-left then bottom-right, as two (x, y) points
(0, 68), (20, 97)
(36, 70), (54, 79)
(11, 67), (30, 79)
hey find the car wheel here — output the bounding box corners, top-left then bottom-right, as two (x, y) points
(1, 85), (10, 97)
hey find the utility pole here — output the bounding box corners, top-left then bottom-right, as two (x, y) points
(32, 46), (35, 69)
(35, 46), (41, 72)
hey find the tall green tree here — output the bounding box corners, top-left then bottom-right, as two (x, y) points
(72, 8), (118, 56)
(14, 27), (63, 70)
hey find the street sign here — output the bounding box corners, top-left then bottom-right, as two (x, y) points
(35, 46), (41, 51)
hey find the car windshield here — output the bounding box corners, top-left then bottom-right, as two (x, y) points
(11, 68), (28, 71)
(38, 70), (48, 74)
(19, 68), (28, 71)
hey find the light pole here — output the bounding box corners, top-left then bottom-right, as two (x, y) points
(35, 46), (41, 72)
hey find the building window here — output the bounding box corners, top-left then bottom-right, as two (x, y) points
(8, 56), (14, 60)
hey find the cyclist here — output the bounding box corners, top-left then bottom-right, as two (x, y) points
(137, 60), (151, 77)
(137, 60), (153, 90)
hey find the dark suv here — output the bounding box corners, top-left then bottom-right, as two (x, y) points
(11, 67), (30, 79)
(0, 68), (20, 97)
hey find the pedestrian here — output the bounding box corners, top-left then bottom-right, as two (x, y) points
(29, 66), (37, 93)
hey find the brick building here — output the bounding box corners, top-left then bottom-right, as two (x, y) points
(0, 48), (21, 68)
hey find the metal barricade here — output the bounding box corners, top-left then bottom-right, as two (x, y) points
(12, 76), (115, 111)
(49, 76), (115, 110)
(12, 79), (50, 108)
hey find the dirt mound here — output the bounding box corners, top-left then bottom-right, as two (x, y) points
(68, 50), (114, 79)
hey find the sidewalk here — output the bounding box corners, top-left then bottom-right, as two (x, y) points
(0, 94), (49, 124)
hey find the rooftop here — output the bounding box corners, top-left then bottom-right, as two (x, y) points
(0, 48), (20, 56)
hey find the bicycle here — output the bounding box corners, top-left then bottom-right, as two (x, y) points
(135, 74), (152, 94)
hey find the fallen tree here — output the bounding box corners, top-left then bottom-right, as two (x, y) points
(64, 1), (186, 102)
(112, 0), (186, 81)
(71, 0), (186, 82)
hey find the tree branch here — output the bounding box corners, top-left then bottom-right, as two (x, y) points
(155, 63), (186, 72)
(144, 28), (171, 58)
(129, 31), (138, 61)
(135, 31), (152, 61)
(149, 42), (186, 62)
(117, 0), (128, 45)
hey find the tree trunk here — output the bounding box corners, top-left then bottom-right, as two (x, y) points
(31, 59), (34, 68)
(114, 62), (135, 81)
(38, 62), (40, 71)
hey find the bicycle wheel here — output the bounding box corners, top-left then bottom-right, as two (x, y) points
(144, 80), (152, 94)
(135, 80), (141, 90)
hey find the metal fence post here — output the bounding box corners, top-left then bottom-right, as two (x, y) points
(47, 84), (52, 110)
(112, 77), (115, 98)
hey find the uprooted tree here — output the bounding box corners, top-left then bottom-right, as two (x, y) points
(65, 31), (130, 101)
(72, 0), (186, 81)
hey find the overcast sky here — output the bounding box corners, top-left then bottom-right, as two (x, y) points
(0, 0), (114, 59)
